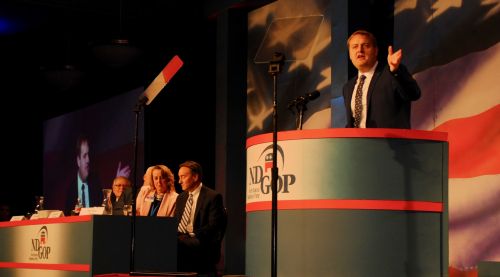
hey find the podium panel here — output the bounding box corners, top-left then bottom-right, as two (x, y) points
(0, 215), (177, 276)
(246, 128), (449, 277)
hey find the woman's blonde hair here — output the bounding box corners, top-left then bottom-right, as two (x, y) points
(142, 166), (155, 189)
(152, 164), (175, 193)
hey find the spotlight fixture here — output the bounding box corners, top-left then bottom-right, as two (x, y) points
(40, 64), (85, 92)
(91, 0), (142, 68)
(91, 38), (141, 68)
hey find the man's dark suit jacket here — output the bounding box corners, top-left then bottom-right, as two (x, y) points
(174, 185), (226, 274)
(343, 63), (421, 129)
(111, 187), (133, 215)
(64, 174), (102, 215)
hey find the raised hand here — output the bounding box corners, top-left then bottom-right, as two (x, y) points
(116, 161), (131, 178)
(387, 46), (402, 72)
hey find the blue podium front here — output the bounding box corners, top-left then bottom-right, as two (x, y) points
(246, 128), (449, 277)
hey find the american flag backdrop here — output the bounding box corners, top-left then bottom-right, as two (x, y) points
(247, 0), (500, 275)
(247, 0), (337, 137)
(395, 0), (500, 275)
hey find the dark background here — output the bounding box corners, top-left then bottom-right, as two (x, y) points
(0, 0), (233, 215)
(0, 0), (393, 215)
(0, 1), (266, 274)
(0, 0), (394, 274)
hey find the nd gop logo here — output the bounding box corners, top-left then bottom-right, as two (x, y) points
(29, 226), (51, 260)
(248, 144), (296, 194)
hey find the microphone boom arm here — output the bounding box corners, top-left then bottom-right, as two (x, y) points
(288, 90), (320, 130)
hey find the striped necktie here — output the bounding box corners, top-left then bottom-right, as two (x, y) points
(178, 193), (193, 233)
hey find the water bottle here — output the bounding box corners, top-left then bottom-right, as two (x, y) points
(34, 196), (45, 214)
(102, 189), (112, 215)
(74, 197), (83, 215)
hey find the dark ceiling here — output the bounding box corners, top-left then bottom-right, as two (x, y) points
(1, 0), (220, 205)
(0, 0), (270, 119)
(0, 0), (268, 213)
(0, 0), (248, 120)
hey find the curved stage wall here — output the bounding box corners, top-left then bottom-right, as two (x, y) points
(246, 128), (449, 277)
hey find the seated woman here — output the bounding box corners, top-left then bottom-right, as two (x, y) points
(136, 165), (178, 217)
(110, 176), (132, 215)
(135, 165), (155, 214)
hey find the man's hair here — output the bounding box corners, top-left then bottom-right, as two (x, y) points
(75, 136), (89, 157)
(113, 176), (131, 186)
(179, 160), (203, 181)
(347, 30), (378, 48)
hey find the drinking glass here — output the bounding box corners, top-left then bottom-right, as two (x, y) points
(123, 204), (132, 216)
(102, 189), (112, 215)
(34, 196), (45, 214)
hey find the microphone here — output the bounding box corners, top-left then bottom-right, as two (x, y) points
(305, 90), (320, 101)
(288, 90), (320, 109)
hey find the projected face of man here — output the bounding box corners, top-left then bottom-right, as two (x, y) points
(77, 140), (90, 182)
(348, 32), (378, 73)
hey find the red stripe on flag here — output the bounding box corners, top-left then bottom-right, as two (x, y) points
(433, 104), (500, 178)
(161, 55), (183, 83)
(448, 266), (477, 277)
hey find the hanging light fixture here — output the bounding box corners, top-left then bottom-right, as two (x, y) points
(40, 5), (85, 92)
(91, 0), (141, 68)
(40, 64), (85, 92)
(92, 38), (141, 68)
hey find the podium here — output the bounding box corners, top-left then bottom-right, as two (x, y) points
(0, 215), (177, 276)
(246, 128), (449, 276)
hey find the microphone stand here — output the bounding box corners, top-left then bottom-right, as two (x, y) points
(127, 55), (183, 276)
(130, 97), (178, 277)
(130, 96), (147, 274)
(268, 52), (285, 277)
(295, 101), (307, 130)
(289, 91), (320, 130)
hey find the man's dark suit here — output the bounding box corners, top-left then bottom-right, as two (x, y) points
(64, 174), (102, 215)
(343, 63), (421, 128)
(174, 185), (226, 274)
(111, 187), (132, 215)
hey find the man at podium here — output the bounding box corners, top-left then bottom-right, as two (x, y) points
(343, 30), (421, 129)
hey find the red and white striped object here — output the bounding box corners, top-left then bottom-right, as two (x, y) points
(142, 55), (184, 105)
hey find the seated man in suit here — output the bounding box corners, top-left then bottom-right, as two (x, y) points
(175, 161), (226, 276)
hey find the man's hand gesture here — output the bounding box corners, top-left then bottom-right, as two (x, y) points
(387, 46), (402, 72)
(116, 161), (131, 178)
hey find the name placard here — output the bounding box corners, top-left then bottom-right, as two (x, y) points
(48, 211), (65, 218)
(10, 215), (27, 221)
(29, 214), (40, 220)
(80, 207), (105, 215)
